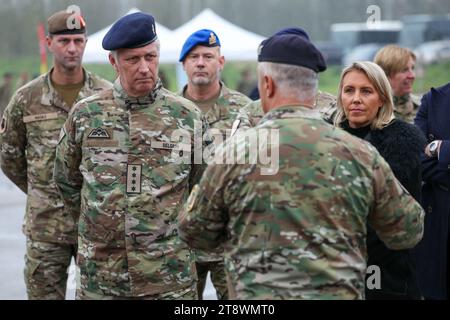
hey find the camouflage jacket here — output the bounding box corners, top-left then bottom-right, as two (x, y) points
(0, 69), (111, 243)
(54, 79), (208, 297)
(0, 82), (13, 119)
(393, 94), (421, 124)
(182, 82), (250, 263)
(179, 105), (425, 300)
(182, 82), (251, 139)
(235, 90), (337, 129)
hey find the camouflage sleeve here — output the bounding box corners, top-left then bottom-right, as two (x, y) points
(234, 104), (254, 132)
(0, 92), (28, 193)
(178, 161), (229, 251)
(188, 115), (212, 191)
(368, 153), (425, 250)
(53, 109), (83, 218)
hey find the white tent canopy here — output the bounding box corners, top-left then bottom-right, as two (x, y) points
(83, 8), (265, 64)
(83, 8), (174, 64)
(161, 8), (265, 63)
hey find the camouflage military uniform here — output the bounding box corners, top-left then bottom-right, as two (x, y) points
(235, 91), (336, 130)
(181, 82), (251, 300)
(179, 105), (425, 300)
(0, 81), (13, 119)
(0, 69), (111, 299)
(54, 79), (208, 299)
(393, 94), (421, 124)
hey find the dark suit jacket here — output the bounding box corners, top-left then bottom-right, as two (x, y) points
(414, 82), (450, 300)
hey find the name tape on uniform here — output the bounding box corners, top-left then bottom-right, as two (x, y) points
(150, 141), (191, 152)
(23, 112), (59, 123)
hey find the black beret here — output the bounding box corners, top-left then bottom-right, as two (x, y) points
(102, 12), (157, 50)
(258, 33), (327, 72)
(48, 10), (86, 35)
(274, 27), (310, 40)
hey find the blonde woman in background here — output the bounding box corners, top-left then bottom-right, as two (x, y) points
(374, 44), (420, 124)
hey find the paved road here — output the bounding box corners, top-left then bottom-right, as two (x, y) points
(0, 171), (216, 300)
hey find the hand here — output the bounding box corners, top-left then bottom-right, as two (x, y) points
(425, 140), (442, 158)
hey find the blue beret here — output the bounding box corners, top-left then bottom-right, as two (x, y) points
(274, 27), (310, 40)
(258, 33), (326, 72)
(102, 12), (157, 50)
(179, 29), (221, 62)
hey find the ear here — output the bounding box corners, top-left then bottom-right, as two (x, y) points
(378, 97), (385, 110)
(265, 75), (275, 98)
(108, 53), (119, 73)
(219, 55), (225, 71)
(46, 36), (52, 50)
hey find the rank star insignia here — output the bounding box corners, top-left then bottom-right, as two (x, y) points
(209, 32), (217, 45)
(127, 164), (142, 194)
(88, 127), (110, 139)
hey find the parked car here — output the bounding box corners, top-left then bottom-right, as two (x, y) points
(414, 40), (450, 65)
(400, 14), (450, 49)
(342, 43), (384, 66)
(315, 41), (344, 65)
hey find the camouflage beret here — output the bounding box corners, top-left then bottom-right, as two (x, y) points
(47, 10), (86, 35)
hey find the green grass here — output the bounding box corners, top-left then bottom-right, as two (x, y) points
(1, 57), (449, 96)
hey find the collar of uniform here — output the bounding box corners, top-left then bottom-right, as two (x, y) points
(113, 78), (162, 111)
(40, 68), (95, 113)
(181, 81), (227, 124)
(180, 81), (226, 100)
(259, 105), (321, 126)
(393, 94), (410, 107)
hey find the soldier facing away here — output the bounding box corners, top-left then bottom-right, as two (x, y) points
(234, 28), (337, 130)
(54, 12), (208, 300)
(179, 29), (251, 300)
(0, 10), (111, 300)
(178, 30), (425, 300)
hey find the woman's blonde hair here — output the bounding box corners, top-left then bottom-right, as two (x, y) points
(334, 61), (395, 130)
(373, 44), (416, 77)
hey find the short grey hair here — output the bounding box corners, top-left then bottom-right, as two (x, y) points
(258, 62), (318, 101)
(110, 38), (161, 60)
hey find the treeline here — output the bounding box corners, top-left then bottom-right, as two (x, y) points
(0, 0), (449, 58)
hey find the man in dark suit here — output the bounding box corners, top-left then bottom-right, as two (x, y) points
(414, 82), (450, 300)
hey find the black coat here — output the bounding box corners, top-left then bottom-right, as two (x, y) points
(414, 83), (450, 299)
(342, 119), (426, 299)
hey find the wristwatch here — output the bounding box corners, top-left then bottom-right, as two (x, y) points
(429, 140), (439, 157)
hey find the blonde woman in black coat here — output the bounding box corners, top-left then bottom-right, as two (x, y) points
(333, 61), (427, 299)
